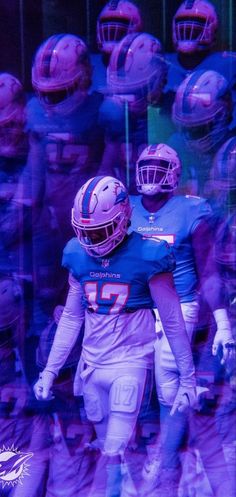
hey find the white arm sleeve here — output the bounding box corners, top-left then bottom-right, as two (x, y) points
(149, 272), (196, 388)
(45, 274), (85, 376)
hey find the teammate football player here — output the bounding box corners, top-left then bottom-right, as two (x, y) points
(131, 143), (236, 497)
(34, 175), (197, 497)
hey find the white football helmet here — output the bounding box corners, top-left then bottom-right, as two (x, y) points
(136, 143), (182, 195)
(172, 70), (232, 153)
(0, 73), (26, 157)
(97, 0), (143, 56)
(107, 32), (167, 113)
(172, 0), (218, 54)
(71, 176), (132, 257)
(32, 34), (92, 115)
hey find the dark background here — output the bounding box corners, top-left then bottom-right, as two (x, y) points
(0, 0), (235, 91)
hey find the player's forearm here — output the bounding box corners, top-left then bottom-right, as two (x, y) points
(192, 219), (225, 311)
(150, 273), (196, 386)
(45, 311), (84, 376)
(160, 302), (195, 386)
(46, 277), (85, 376)
(200, 272), (225, 312)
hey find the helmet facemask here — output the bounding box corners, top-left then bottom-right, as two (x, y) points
(174, 15), (215, 53)
(72, 210), (129, 257)
(136, 158), (180, 195)
(172, 0), (218, 54)
(97, 1), (143, 55)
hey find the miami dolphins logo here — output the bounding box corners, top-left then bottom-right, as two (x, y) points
(113, 183), (128, 205)
(0, 446), (33, 488)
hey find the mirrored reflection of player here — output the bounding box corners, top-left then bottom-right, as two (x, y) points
(0, 72), (30, 280)
(98, 32), (174, 193)
(131, 144), (236, 497)
(169, 69), (235, 196)
(91, 0), (143, 92)
(31, 315), (97, 497)
(33, 175), (197, 497)
(165, 0), (236, 115)
(16, 34), (105, 332)
(0, 276), (51, 497)
(210, 138), (236, 497)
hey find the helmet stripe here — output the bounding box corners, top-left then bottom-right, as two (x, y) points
(41, 34), (66, 78)
(81, 176), (104, 218)
(185, 0), (195, 9)
(117, 33), (141, 77)
(148, 144), (159, 155)
(182, 69), (206, 114)
(109, 0), (120, 9)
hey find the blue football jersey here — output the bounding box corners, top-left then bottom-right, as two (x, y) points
(62, 231), (175, 315)
(130, 195), (212, 302)
(26, 93), (104, 176)
(25, 93), (105, 243)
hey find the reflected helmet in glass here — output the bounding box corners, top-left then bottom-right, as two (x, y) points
(107, 32), (167, 113)
(172, 69), (232, 152)
(172, 0), (218, 54)
(97, 0), (143, 55)
(32, 34), (92, 115)
(0, 73), (26, 156)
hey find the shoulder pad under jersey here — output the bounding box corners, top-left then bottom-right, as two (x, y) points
(141, 235), (176, 273)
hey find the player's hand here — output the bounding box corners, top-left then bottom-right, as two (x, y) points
(212, 327), (236, 366)
(212, 309), (236, 366)
(33, 370), (56, 401)
(170, 385), (197, 416)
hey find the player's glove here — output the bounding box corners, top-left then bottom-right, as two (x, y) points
(212, 309), (236, 366)
(170, 385), (197, 416)
(33, 369), (56, 401)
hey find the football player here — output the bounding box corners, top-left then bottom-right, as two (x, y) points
(131, 143), (236, 497)
(98, 31), (174, 193)
(16, 34), (106, 331)
(0, 72), (30, 275)
(91, 0), (143, 92)
(34, 175), (196, 497)
(169, 69), (235, 197)
(165, 0), (236, 118)
(97, 0), (143, 61)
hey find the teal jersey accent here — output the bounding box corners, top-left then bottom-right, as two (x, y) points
(130, 194), (212, 302)
(62, 231), (175, 315)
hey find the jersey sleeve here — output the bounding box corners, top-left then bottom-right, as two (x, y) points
(62, 237), (83, 278)
(141, 237), (176, 279)
(188, 197), (212, 233)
